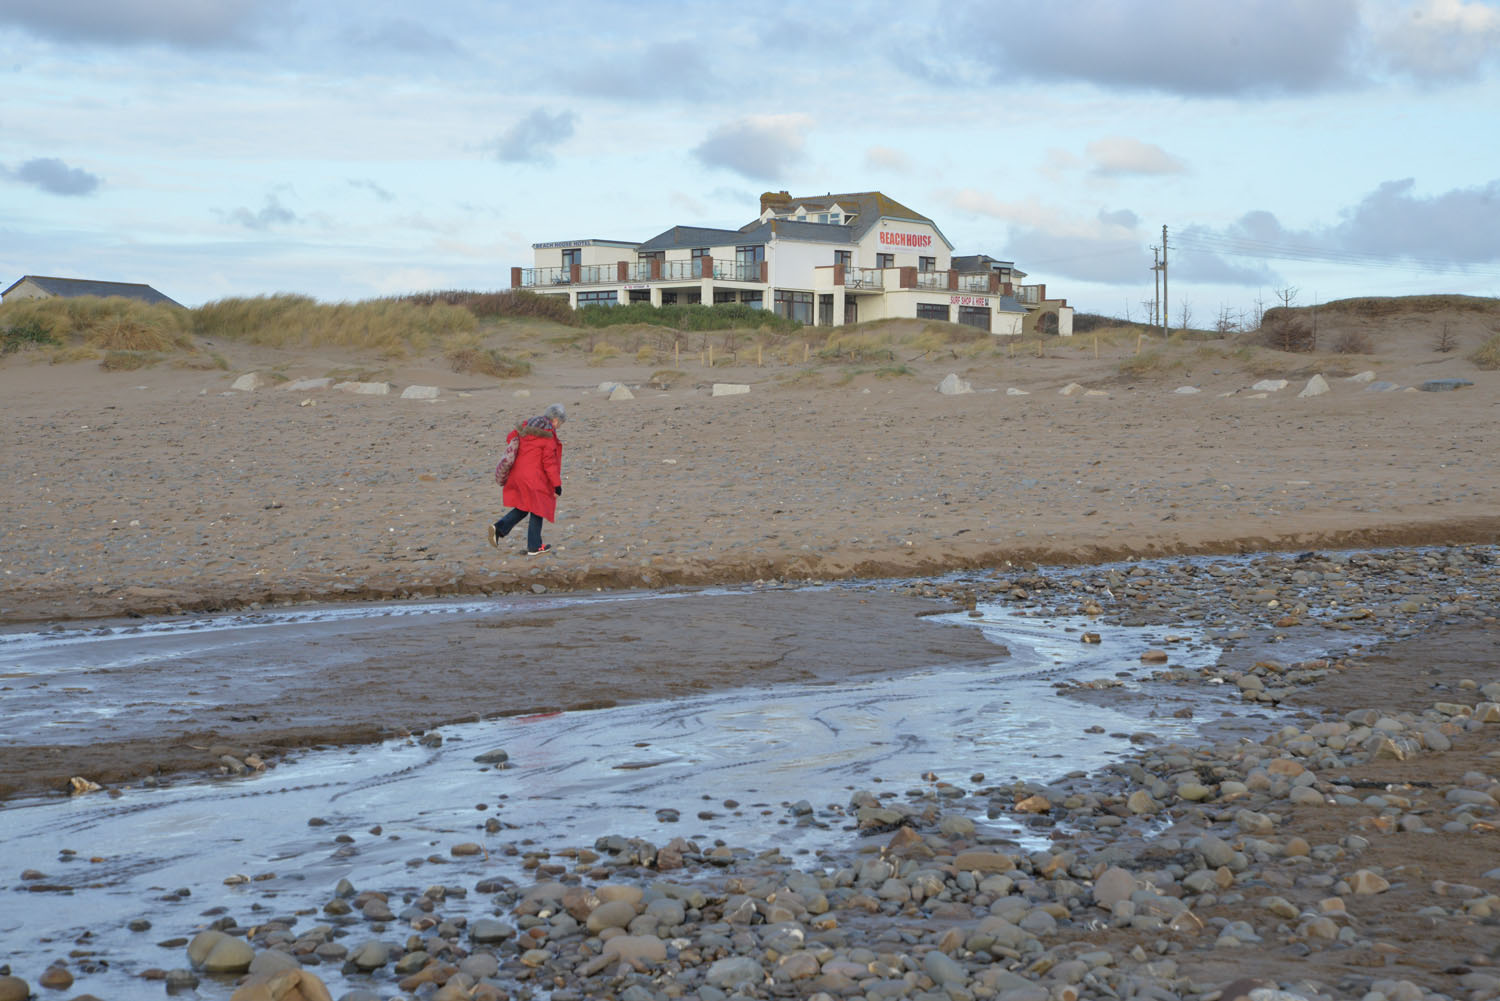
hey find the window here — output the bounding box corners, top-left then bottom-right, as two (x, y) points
(577, 290), (619, 307)
(830, 213), (841, 225)
(957, 305), (990, 331)
(773, 290), (813, 325)
(691, 247), (709, 278)
(818, 294), (834, 326)
(917, 303), (949, 322)
(834, 250), (852, 268)
(628, 288), (651, 303)
(919, 256), (936, 273)
(735, 245), (764, 281)
(637, 251), (663, 279)
(713, 290), (739, 304)
(741, 291), (763, 309)
(877, 253), (895, 269)
(817, 213), (828, 223)
(562, 248), (581, 269)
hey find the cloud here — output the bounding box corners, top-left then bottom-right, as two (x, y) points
(223, 193), (298, 230)
(947, 0), (1361, 96)
(348, 178), (394, 202)
(865, 146), (913, 173)
(5, 157), (101, 196)
(1172, 178), (1500, 288)
(0, 0), (277, 47)
(1085, 137), (1187, 177)
(1368, 0), (1500, 82)
(564, 41), (714, 99)
(489, 108), (576, 165)
(1332, 177), (1500, 263)
(343, 17), (463, 56)
(692, 114), (811, 182)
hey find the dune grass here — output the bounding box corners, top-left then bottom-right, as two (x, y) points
(194, 294), (477, 354)
(1472, 333), (1500, 370)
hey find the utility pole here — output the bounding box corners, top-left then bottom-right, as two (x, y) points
(1160, 224), (1169, 338)
(1150, 246), (1161, 328)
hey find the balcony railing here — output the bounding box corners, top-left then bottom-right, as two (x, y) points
(519, 265), (618, 287)
(1016, 284), (1042, 305)
(956, 273), (991, 292)
(844, 267), (883, 289)
(713, 260), (763, 282)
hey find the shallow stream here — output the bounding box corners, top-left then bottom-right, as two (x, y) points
(0, 580), (1334, 998)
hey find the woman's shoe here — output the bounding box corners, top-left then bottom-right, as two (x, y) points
(526, 543), (552, 556)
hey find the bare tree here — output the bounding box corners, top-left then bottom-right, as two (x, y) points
(1177, 300), (1194, 333)
(1275, 286), (1299, 309)
(1215, 305), (1239, 336)
(1251, 291), (1266, 331)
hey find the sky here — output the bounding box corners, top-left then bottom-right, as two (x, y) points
(3, 0), (1500, 325)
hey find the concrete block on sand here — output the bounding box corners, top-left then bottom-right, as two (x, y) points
(1252, 379), (1288, 392)
(334, 381), (391, 395)
(712, 383), (749, 397)
(231, 373), (266, 392)
(938, 373), (972, 395)
(609, 384), (635, 401)
(283, 377), (332, 392)
(1298, 374), (1330, 398)
(400, 385), (439, 400)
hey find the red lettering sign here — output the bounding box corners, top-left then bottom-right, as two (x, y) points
(878, 230), (933, 248)
(949, 295), (990, 307)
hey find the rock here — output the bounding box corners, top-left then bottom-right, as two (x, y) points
(1298, 374), (1330, 398)
(1093, 867), (1138, 908)
(1006, 387), (1030, 396)
(400, 385), (439, 400)
(1173, 386), (1201, 394)
(247, 950), (301, 976)
(1059, 382), (1084, 396)
(1419, 378), (1473, 391)
(1349, 869), (1391, 894)
(1015, 794), (1051, 813)
(608, 384), (635, 401)
(705, 955), (764, 989)
(586, 898), (639, 932)
(711, 383), (749, 396)
(346, 940), (390, 970)
(1126, 790), (1158, 814)
(0, 977), (27, 1001)
(937, 373), (973, 395)
(924, 949), (969, 986)
(232, 372), (267, 392)
(1251, 379), (1288, 392)
(953, 850), (1015, 873)
(37, 966), (73, 990)
(1140, 649), (1168, 664)
(470, 918), (515, 944)
(602, 935), (667, 963)
(334, 381), (391, 395)
(188, 930), (255, 973)
(473, 748), (509, 764)
(230, 968), (333, 1001)
(1346, 370), (1376, 382)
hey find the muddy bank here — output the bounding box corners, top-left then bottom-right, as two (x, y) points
(0, 588), (1004, 800)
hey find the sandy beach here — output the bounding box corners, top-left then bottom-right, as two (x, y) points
(2, 315), (1500, 1001)
(2, 319), (1496, 626)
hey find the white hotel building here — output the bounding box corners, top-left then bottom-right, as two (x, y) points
(510, 191), (1073, 336)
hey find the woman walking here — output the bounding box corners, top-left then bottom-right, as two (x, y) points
(489, 403), (565, 556)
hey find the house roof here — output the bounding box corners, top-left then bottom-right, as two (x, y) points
(2, 275), (185, 308)
(635, 225), (751, 252)
(754, 190), (950, 247)
(952, 255), (1027, 278)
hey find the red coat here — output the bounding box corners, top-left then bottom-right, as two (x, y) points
(501, 421), (562, 521)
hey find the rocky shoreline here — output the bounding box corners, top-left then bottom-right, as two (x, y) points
(5, 546), (1497, 1001)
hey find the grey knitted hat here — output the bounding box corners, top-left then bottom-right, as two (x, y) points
(543, 403), (567, 424)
